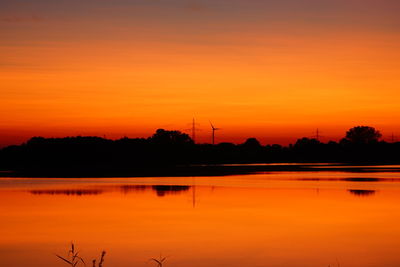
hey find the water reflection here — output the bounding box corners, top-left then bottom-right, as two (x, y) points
(297, 177), (395, 182)
(151, 185), (190, 197)
(30, 189), (103, 196)
(348, 189), (376, 197)
(120, 185), (191, 196)
(119, 185), (148, 193)
(29, 185), (191, 197)
(344, 178), (380, 182)
(1, 172), (400, 267)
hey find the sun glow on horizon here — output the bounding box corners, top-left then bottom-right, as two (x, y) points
(1, 0), (400, 146)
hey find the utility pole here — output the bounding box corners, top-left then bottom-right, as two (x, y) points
(192, 118), (196, 144)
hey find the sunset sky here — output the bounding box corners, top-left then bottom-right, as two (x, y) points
(1, 0), (400, 146)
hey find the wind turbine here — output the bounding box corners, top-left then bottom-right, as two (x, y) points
(210, 121), (220, 145)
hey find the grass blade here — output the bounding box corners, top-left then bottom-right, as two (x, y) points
(56, 254), (73, 265)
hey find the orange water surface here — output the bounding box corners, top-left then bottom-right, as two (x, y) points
(1, 171), (400, 267)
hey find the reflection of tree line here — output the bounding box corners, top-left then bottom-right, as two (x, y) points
(348, 189), (376, 196)
(298, 177), (398, 182)
(29, 185), (191, 197)
(120, 185), (191, 196)
(29, 186), (377, 198)
(30, 189), (103, 196)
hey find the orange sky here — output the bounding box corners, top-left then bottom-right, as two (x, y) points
(1, 0), (400, 146)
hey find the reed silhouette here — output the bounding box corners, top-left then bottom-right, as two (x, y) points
(54, 243), (343, 267)
(56, 243), (106, 267)
(55, 243), (85, 267)
(151, 255), (167, 267)
(56, 243), (166, 267)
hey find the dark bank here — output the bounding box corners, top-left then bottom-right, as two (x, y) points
(1, 126), (400, 177)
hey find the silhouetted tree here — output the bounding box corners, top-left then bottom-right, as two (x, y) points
(237, 138), (263, 162)
(294, 137), (320, 148)
(150, 129), (193, 145)
(291, 138), (323, 162)
(242, 138), (261, 148)
(345, 126), (381, 144)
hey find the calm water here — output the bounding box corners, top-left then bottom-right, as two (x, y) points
(1, 169), (400, 267)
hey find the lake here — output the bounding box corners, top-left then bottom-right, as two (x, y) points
(1, 167), (400, 267)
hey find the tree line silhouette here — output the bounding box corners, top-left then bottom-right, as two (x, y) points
(1, 126), (399, 176)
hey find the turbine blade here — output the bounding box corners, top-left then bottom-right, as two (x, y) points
(209, 121), (215, 129)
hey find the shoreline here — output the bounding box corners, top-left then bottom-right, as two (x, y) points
(2, 163), (400, 178)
